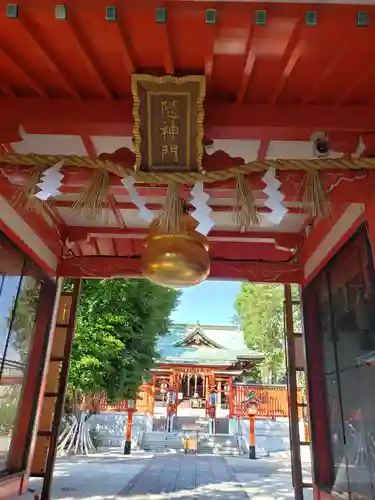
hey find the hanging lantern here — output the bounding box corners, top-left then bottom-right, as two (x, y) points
(141, 213), (210, 288)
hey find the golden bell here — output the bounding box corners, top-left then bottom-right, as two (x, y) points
(141, 214), (210, 288)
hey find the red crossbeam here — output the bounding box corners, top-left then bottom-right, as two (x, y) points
(1, 98), (375, 141)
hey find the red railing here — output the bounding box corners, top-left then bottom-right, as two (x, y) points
(98, 382), (155, 413)
(231, 384), (303, 418)
(95, 383), (302, 418)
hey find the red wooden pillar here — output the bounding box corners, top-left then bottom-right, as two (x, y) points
(30, 280), (81, 500)
(151, 373), (156, 415)
(228, 376), (234, 418)
(126, 411), (133, 441)
(249, 415), (255, 459)
(303, 279), (332, 492)
(124, 404), (135, 455)
(8, 277), (61, 494)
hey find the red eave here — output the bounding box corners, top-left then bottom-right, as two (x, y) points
(0, 2), (374, 142)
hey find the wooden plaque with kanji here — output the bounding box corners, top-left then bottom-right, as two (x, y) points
(131, 74), (206, 173)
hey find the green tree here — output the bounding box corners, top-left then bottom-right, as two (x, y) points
(68, 278), (180, 402)
(235, 284), (285, 384)
(59, 278), (180, 455)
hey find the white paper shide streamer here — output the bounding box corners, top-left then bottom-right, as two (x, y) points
(35, 161), (64, 201)
(262, 168), (287, 225)
(121, 176), (155, 223)
(191, 181), (214, 236)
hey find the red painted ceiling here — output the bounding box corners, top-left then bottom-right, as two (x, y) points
(0, 1), (373, 106)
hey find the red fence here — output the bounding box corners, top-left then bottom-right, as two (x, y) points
(232, 384), (303, 418)
(96, 383), (302, 418)
(96, 382), (155, 413)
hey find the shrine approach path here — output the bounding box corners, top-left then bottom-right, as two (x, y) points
(120, 453), (302, 499)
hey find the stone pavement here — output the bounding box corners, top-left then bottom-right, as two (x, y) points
(25, 450), (153, 500)
(225, 455), (313, 500)
(122, 455), (248, 499)
(24, 449), (313, 500)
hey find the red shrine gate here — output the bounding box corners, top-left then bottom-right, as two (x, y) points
(1, 2), (375, 500)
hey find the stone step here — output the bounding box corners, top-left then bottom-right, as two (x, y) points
(205, 440), (236, 444)
(199, 444), (238, 450)
(141, 431), (183, 452)
(213, 450), (240, 456)
(201, 444), (238, 449)
(142, 439), (180, 443)
(198, 447), (240, 456)
(141, 431), (240, 455)
(142, 449), (184, 453)
(143, 437), (180, 442)
(200, 439), (238, 445)
(143, 444), (182, 448)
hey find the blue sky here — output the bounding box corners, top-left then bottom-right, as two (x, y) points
(171, 280), (242, 325)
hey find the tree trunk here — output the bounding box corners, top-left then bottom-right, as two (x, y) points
(57, 411), (97, 456)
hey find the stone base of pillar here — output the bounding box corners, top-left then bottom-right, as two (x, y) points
(248, 445), (256, 460)
(124, 440), (132, 455)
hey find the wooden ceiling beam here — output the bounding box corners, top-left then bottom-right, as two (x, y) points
(93, 238), (101, 255)
(108, 194), (126, 228)
(81, 135), (97, 157)
(0, 143), (14, 153)
(302, 32), (356, 105)
(56, 170), (305, 199)
(1, 168), (371, 207)
(18, 15), (82, 99)
(237, 23), (256, 104)
(52, 199), (304, 215)
(108, 15), (135, 75)
(65, 226), (303, 249)
(57, 255), (303, 283)
(334, 63), (374, 106)
(269, 20), (304, 105)
(0, 184), (62, 255)
(0, 83), (16, 97)
(3, 98), (375, 138)
(43, 202), (67, 229)
(1, 166), (371, 206)
(204, 23), (217, 91)
(0, 45), (46, 97)
(0, 176), (302, 205)
(257, 140), (269, 161)
(160, 23), (174, 75)
(66, 15), (113, 99)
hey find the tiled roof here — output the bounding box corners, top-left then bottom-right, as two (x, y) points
(157, 323), (264, 366)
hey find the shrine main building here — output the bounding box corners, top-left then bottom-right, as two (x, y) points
(153, 323), (264, 407)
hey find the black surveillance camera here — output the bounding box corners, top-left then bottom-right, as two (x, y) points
(315, 138), (329, 156)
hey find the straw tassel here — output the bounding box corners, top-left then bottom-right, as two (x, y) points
(233, 174), (260, 231)
(157, 182), (183, 234)
(12, 164), (49, 213)
(303, 170), (330, 218)
(72, 168), (110, 221)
